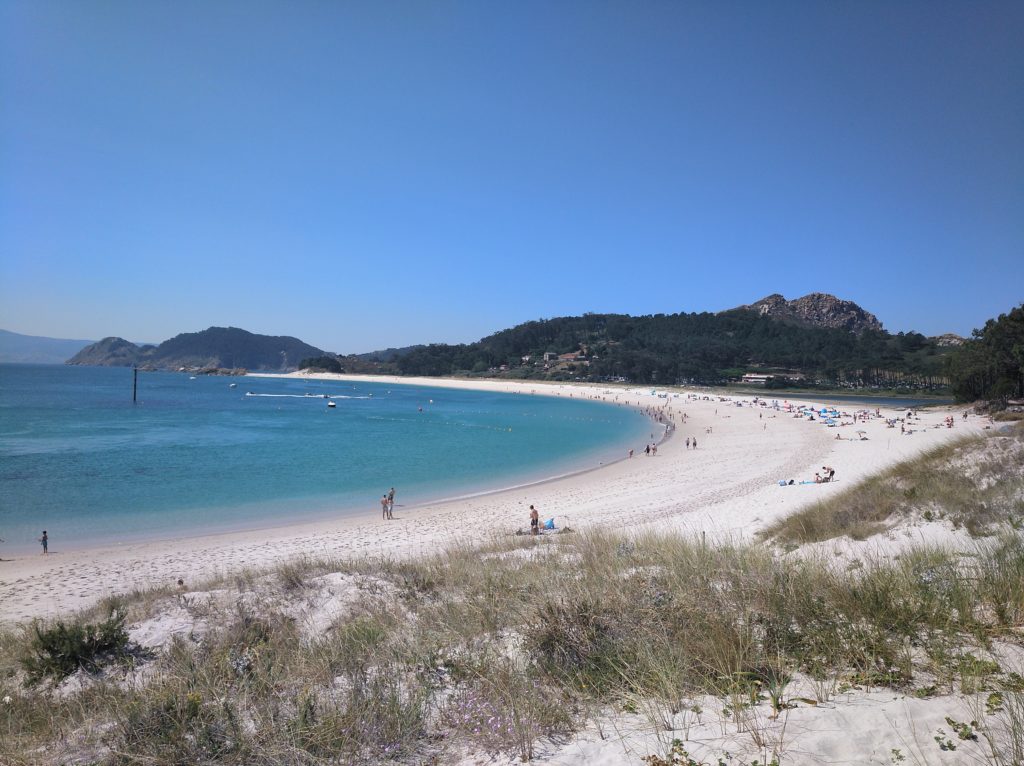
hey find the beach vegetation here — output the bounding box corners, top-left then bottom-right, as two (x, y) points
(298, 354), (343, 373)
(762, 425), (1024, 544)
(20, 606), (130, 686)
(3, 528), (1024, 763)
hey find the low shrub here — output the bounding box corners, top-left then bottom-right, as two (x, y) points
(20, 608), (129, 685)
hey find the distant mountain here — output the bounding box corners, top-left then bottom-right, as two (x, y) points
(67, 327), (326, 372)
(0, 329), (95, 364)
(728, 293), (884, 334)
(66, 337), (150, 367)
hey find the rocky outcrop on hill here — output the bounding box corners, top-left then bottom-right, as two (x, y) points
(66, 327), (325, 371)
(932, 333), (965, 347)
(732, 293), (884, 334)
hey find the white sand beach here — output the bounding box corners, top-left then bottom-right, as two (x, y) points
(0, 374), (985, 625)
(4, 375), (1010, 766)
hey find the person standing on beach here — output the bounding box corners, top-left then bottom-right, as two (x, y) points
(381, 495), (391, 520)
(387, 487), (395, 514)
(529, 505), (539, 535)
(39, 530), (48, 555)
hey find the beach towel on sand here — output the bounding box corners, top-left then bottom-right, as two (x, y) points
(544, 518), (555, 530)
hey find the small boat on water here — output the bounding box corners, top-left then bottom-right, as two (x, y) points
(189, 376), (197, 380)
(327, 401), (337, 408)
(229, 383), (237, 388)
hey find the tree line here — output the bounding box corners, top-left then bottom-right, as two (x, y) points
(314, 310), (955, 389)
(945, 304), (1024, 403)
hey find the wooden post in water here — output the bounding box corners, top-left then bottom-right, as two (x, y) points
(133, 365), (138, 403)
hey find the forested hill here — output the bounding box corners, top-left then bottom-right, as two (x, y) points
(945, 304), (1024, 403)
(68, 327), (325, 372)
(340, 310), (951, 389)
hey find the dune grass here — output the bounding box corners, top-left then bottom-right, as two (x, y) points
(3, 527), (1024, 764)
(762, 425), (1024, 545)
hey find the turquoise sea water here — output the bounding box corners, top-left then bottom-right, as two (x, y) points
(0, 365), (651, 554)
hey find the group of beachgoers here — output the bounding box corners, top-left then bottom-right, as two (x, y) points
(814, 465), (836, 483)
(380, 487), (396, 520)
(879, 409), (957, 435)
(778, 465), (837, 487)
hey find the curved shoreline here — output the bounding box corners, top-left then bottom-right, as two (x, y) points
(0, 375), (984, 624)
(0, 372), (651, 557)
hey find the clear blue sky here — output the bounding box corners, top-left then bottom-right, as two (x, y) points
(2, 1), (1021, 353)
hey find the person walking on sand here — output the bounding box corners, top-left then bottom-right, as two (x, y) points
(387, 487), (396, 514)
(381, 495), (391, 520)
(529, 505), (539, 536)
(39, 530), (48, 555)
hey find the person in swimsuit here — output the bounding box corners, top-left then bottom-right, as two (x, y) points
(381, 495), (391, 520)
(39, 530), (48, 555)
(529, 505), (539, 535)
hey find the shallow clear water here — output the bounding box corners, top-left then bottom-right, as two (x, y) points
(0, 365), (651, 553)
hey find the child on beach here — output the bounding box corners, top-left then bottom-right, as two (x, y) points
(39, 530), (48, 555)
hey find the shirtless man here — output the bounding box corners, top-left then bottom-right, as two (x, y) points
(381, 495), (391, 520)
(529, 505), (539, 536)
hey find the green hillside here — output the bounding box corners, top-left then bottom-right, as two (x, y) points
(338, 310), (952, 390)
(68, 327), (325, 372)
